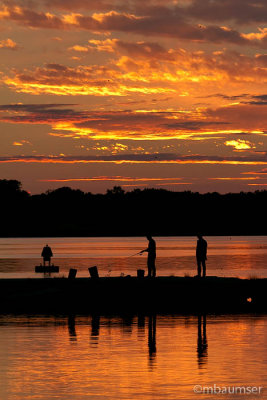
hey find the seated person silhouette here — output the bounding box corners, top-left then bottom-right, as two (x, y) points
(140, 235), (156, 277)
(41, 244), (53, 267)
(196, 234), (207, 277)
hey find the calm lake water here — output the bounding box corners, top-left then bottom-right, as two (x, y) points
(0, 236), (267, 278)
(0, 238), (266, 399)
(0, 314), (266, 400)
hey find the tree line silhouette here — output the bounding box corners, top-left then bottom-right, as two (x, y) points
(1, 179), (267, 237)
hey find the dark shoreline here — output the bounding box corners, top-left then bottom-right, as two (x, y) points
(1, 276), (266, 314)
(2, 234), (267, 238)
(3, 181), (267, 237)
(2, 232), (267, 238)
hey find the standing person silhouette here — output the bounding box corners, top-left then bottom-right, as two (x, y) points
(196, 235), (207, 277)
(141, 235), (156, 277)
(41, 244), (53, 266)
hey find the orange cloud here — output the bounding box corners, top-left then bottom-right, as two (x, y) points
(242, 28), (267, 41)
(6, 0), (267, 27)
(0, 38), (18, 50)
(3, 62), (175, 96)
(3, 47), (267, 100)
(68, 44), (89, 52)
(1, 154), (267, 166)
(12, 139), (32, 146)
(0, 4), (266, 47)
(206, 104), (267, 131)
(248, 183), (267, 186)
(0, 103), (229, 141)
(1, 103), (266, 143)
(224, 139), (255, 150)
(39, 176), (185, 182)
(209, 177), (261, 181)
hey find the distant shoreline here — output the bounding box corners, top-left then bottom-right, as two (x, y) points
(1, 234), (267, 238)
(2, 180), (267, 237)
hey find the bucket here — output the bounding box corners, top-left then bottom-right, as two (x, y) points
(68, 268), (77, 279)
(137, 269), (145, 278)
(89, 266), (99, 278)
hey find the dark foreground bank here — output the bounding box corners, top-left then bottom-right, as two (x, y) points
(0, 277), (266, 313)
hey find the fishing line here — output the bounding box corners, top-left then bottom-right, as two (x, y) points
(105, 251), (143, 271)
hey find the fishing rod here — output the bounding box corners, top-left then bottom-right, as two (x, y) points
(125, 251), (143, 259)
(105, 251), (143, 270)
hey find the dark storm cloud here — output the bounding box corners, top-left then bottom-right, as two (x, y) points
(202, 93), (251, 100)
(2, 152), (267, 164)
(1, 3), (266, 46)
(245, 95), (267, 105)
(201, 93), (267, 106)
(0, 103), (77, 112)
(3, 0), (267, 24)
(182, 0), (267, 24)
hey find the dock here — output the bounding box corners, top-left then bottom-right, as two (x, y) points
(0, 276), (266, 313)
(35, 265), (59, 273)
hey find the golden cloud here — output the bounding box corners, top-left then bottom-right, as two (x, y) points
(39, 176), (185, 182)
(1, 103), (266, 143)
(224, 139), (254, 150)
(3, 46), (267, 101)
(0, 38), (18, 50)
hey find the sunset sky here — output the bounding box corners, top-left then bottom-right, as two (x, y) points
(1, 0), (267, 193)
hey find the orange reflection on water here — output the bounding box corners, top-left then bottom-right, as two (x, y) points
(1, 236), (267, 279)
(0, 314), (266, 400)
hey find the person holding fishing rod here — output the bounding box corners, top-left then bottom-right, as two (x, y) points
(140, 235), (156, 278)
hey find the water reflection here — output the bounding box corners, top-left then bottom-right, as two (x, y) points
(68, 314), (77, 341)
(91, 314), (100, 344)
(0, 314), (266, 400)
(122, 315), (134, 335)
(197, 314), (208, 368)
(148, 315), (157, 367)
(137, 314), (145, 332)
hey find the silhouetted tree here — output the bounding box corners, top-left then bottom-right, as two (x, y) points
(106, 186), (125, 196)
(1, 179), (267, 236)
(0, 179), (29, 199)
